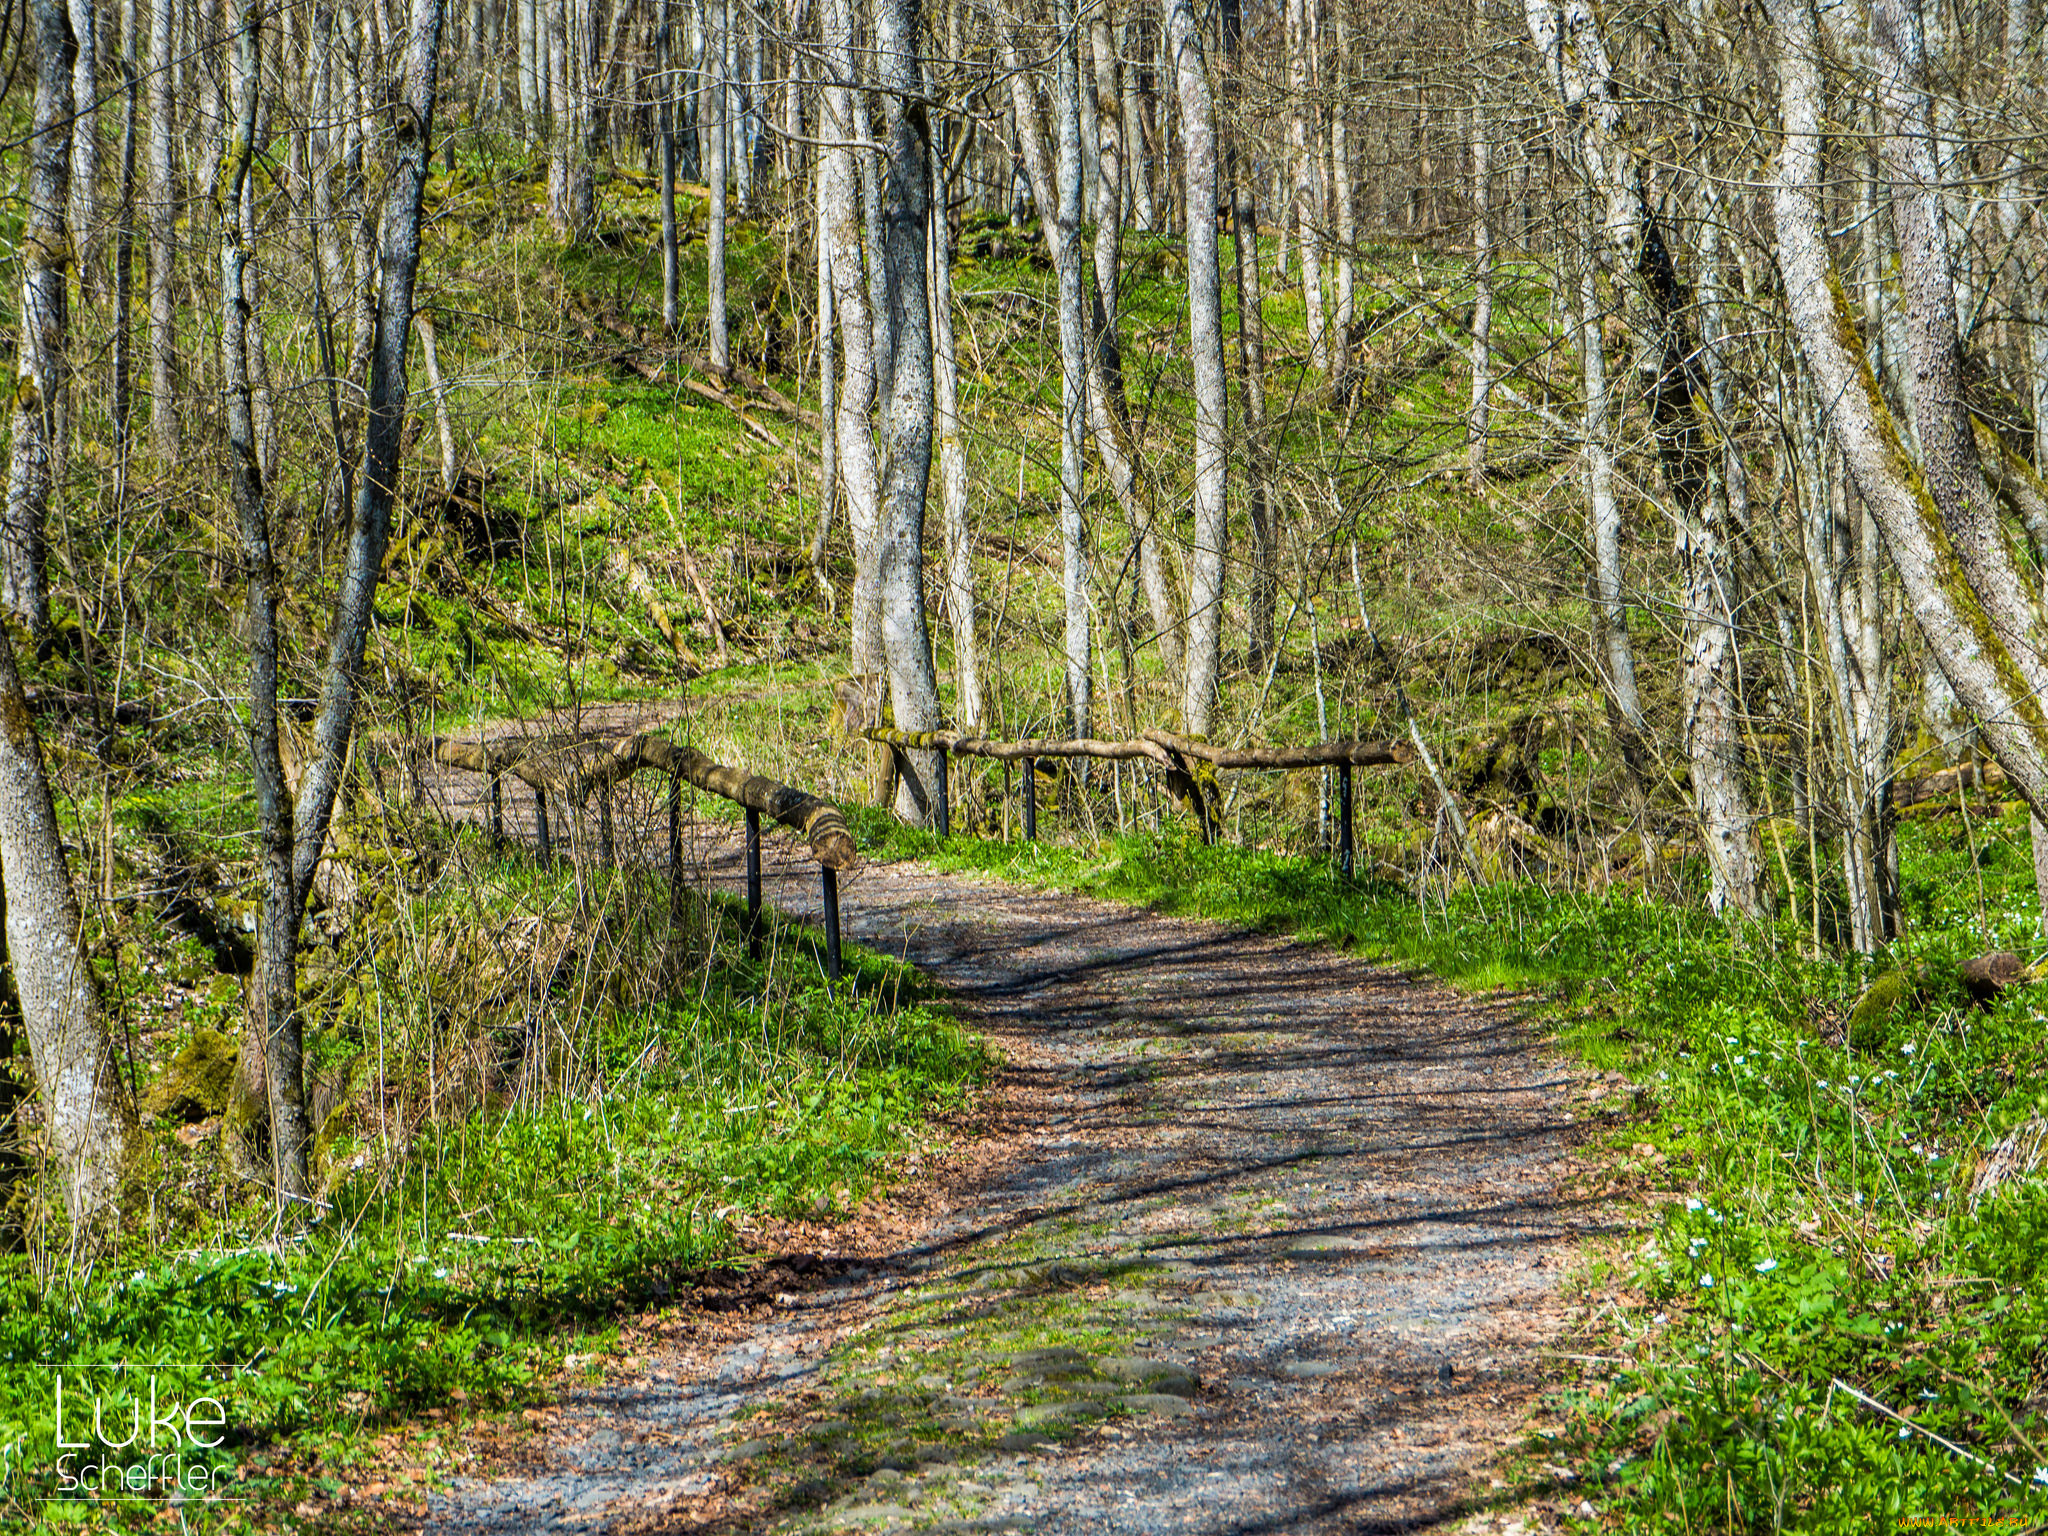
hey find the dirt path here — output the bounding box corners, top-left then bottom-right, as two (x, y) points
(424, 834), (1613, 1535)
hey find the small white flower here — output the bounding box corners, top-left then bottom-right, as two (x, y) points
(1686, 1198), (1704, 1212)
(1754, 1258), (1778, 1273)
(1700, 1273), (1715, 1287)
(1902, 1043), (1916, 1056)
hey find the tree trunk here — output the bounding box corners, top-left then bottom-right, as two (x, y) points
(0, 2), (131, 1229)
(69, 0), (101, 305)
(872, 0), (943, 823)
(1223, 0), (1275, 675)
(819, 0), (884, 674)
(1286, 0), (1328, 390)
(707, 0), (728, 370)
(1465, 78), (1492, 488)
(1767, 0), (2048, 829)
(292, 0), (446, 890)
(658, 0), (680, 330)
(1123, 13), (1156, 231)
(7, 0), (75, 639)
(931, 133), (980, 728)
(220, 0), (312, 1206)
(146, 0), (178, 454)
(547, 0), (570, 227)
(1056, 0), (1091, 743)
(1004, 27), (1179, 682)
(813, 199), (839, 599)
(1329, 4), (1354, 396)
(1167, 0), (1228, 735)
(113, 0), (139, 477)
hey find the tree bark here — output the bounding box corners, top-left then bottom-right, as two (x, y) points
(0, 0), (132, 1228)
(1056, 0), (1092, 743)
(220, 0), (313, 1206)
(931, 133), (980, 728)
(658, 0), (680, 330)
(872, 0), (943, 822)
(1767, 0), (2048, 830)
(1167, 0), (1228, 735)
(1286, 0), (1329, 389)
(69, 0), (101, 304)
(819, 0), (884, 674)
(7, 0), (75, 639)
(707, 0), (729, 371)
(146, 0), (178, 454)
(1465, 73), (1492, 488)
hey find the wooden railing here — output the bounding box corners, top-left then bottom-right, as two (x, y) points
(427, 732), (855, 978)
(858, 724), (1414, 873)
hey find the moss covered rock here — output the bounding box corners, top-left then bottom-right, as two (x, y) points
(146, 1028), (236, 1122)
(1848, 971), (1919, 1054)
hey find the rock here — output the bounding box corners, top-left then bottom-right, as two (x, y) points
(1095, 1357), (1198, 1396)
(716, 1436), (777, 1462)
(1115, 1392), (1197, 1417)
(1279, 1360), (1341, 1378)
(995, 1430), (1053, 1452)
(146, 1028), (236, 1122)
(868, 1467), (907, 1488)
(1961, 951), (2029, 1006)
(1847, 970), (1918, 1050)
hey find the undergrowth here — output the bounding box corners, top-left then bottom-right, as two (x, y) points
(858, 801), (2048, 1529)
(0, 840), (989, 1531)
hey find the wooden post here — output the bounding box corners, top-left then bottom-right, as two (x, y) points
(934, 743), (950, 839)
(535, 786), (553, 869)
(598, 789), (615, 868)
(488, 773), (503, 854)
(1023, 756), (1037, 841)
(821, 866), (842, 980)
(745, 806), (762, 960)
(1339, 761), (1354, 879)
(668, 767), (683, 921)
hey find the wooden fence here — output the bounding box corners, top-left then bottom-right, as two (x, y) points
(426, 732), (854, 978)
(859, 723), (1414, 874)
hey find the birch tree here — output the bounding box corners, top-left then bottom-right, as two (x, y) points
(818, 0), (885, 675)
(872, 0), (944, 821)
(1055, 0), (1092, 742)
(1766, 0), (2048, 852)
(1167, 0), (1228, 735)
(7, 0), (74, 637)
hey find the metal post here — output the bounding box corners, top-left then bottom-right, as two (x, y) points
(1023, 757), (1037, 841)
(821, 866), (842, 981)
(745, 807), (763, 960)
(934, 745), (949, 840)
(534, 786), (553, 869)
(668, 767), (684, 922)
(1339, 761), (1354, 880)
(488, 773), (503, 855)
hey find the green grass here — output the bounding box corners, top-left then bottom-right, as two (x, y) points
(0, 842), (989, 1531)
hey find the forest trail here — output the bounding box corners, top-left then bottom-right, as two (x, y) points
(423, 827), (1613, 1535)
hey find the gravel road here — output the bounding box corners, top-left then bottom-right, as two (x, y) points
(425, 819), (1606, 1536)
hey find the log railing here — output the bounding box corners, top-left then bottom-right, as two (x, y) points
(427, 732), (853, 978)
(859, 724), (1413, 873)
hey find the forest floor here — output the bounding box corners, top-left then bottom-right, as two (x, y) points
(402, 803), (1625, 1535)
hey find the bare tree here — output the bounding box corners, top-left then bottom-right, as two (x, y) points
(872, 0), (944, 821)
(7, 0), (74, 637)
(1056, 0), (1092, 741)
(1167, 0), (1228, 735)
